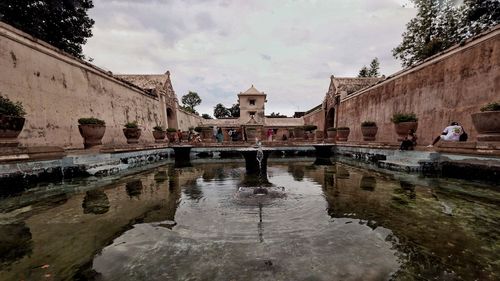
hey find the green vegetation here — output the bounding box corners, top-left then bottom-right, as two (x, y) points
(124, 121), (138, 129)
(391, 113), (418, 124)
(181, 91), (201, 115)
(327, 127), (337, 131)
(153, 126), (164, 131)
(358, 58), (381, 78)
(0, 95), (26, 117)
(194, 127), (203, 133)
(393, 0), (500, 67)
(78, 117), (105, 125)
(480, 102), (500, 112)
(0, 0), (95, 59)
(303, 125), (317, 132)
(166, 128), (177, 132)
(361, 121), (377, 127)
(337, 127), (350, 130)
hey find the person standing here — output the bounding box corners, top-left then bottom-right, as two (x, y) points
(267, 128), (274, 142)
(216, 127), (224, 143)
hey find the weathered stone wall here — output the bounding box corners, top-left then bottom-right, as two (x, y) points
(0, 23), (163, 148)
(303, 107), (325, 133)
(176, 109), (202, 131)
(337, 27), (500, 145)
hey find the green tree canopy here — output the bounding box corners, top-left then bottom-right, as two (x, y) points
(0, 0), (95, 59)
(229, 103), (240, 118)
(201, 113), (213, 119)
(358, 58), (381, 77)
(181, 91), (201, 115)
(213, 103), (231, 118)
(393, 0), (500, 67)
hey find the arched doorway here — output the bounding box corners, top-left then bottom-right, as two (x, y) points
(166, 108), (176, 129)
(326, 108), (335, 129)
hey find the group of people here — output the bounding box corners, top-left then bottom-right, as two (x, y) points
(400, 121), (467, 150)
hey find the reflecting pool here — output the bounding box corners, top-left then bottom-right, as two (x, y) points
(0, 159), (498, 281)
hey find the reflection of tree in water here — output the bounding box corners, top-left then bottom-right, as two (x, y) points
(82, 189), (110, 214)
(0, 222), (32, 267)
(288, 163), (304, 181)
(182, 179), (203, 201)
(126, 180), (143, 198)
(360, 176), (376, 191)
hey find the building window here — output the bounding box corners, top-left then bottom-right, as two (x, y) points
(249, 99), (256, 106)
(249, 111), (256, 117)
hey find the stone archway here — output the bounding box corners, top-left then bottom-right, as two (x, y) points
(166, 108), (176, 129)
(326, 108), (335, 129)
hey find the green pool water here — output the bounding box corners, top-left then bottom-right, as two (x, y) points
(0, 159), (498, 280)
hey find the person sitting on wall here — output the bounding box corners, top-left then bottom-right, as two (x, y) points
(400, 129), (417, 150)
(427, 121), (464, 147)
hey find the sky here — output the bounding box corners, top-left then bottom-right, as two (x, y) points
(84, 0), (416, 116)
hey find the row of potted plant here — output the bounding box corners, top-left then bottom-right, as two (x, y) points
(78, 117), (183, 147)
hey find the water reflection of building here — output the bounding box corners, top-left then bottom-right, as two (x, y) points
(0, 165), (203, 280)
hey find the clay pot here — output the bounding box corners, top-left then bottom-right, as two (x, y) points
(293, 127), (305, 140)
(167, 131), (177, 143)
(78, 124), (105, 149)
(394, 122), (418, 141)
(472, 111), (500, 141)
(0, 115), (25, 147)
(123, 128), (141, 144)
(152, 130), (166, 143)
(337, 128), (350, 141)
(361, 126), (378, 141)
(327, 130), (337, 141)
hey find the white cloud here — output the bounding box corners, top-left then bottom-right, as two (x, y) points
(84, 0), (416, 116)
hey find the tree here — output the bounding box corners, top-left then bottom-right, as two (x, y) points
(358, 58), (380, 77)
(459, 0), (500, 40)
(229, 103), (240, 117)
(0, 0), (95, 59)
(267, 112), (287, 118)
(393, 0), (499, 67)
(181, 91), (201, 115)
(201, 113), (212, 119)
(213, 103), (231, 118)
(358, 66), (369, 78)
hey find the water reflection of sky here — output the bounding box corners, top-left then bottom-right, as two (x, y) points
(0, 161), (498, 281)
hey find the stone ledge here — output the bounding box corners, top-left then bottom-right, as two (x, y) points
(0, 146), (66, 163)
(436, 141), (500, 156)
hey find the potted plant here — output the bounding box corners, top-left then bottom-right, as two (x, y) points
(336, 127), (350, 141)
(293, 126), (305, 140)
(152, 126), (166, 143)
(327, 127), (337, 141)
(303, 125), (317, 140)
(78, 117), (106, 149)
(123, 121), (141, 144)
(0, 95), (26, 147)
(391, 113), (418, 141)
(472, 101), (500, 141)
(166, 128), (177, 142)
(361, 121), (378, 141)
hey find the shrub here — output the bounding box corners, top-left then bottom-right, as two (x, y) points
(166, 128), (177, 132)
(78, 117), (105, 125)
(124, 121), (138, 129)
(194, 126), (202, 132)
(327, 127), (337, 131)
(391, 113), (418, 124)
(361, 121), (377, 127)
(480, 102), (500, 112)
(303, 125), (318, 132)
(153, 126), (164, 131)
(337, 127), (350, 130)
(0, 95), (26, 117)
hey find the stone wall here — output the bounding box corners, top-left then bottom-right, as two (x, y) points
(176, 109), (202, 131)
(0, 23), (164, 148)
(303, 106), (325, 133)
(336, 27), (500, 145)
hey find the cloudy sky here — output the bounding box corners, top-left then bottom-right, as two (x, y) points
(84, 0), (416, 116)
